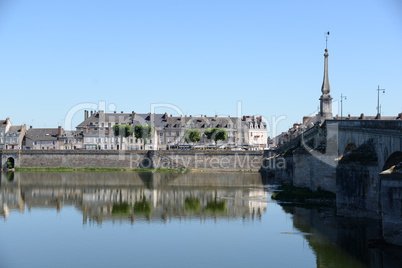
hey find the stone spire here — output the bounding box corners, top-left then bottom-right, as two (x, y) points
(319, 48), (333, 120)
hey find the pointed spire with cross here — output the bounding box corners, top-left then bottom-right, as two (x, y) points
(319, 31), (333, 120)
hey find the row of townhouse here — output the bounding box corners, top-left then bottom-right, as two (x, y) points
(1, 110), (268, 151)
(76, 110), (268, 150)
(0, 118), (26, 150)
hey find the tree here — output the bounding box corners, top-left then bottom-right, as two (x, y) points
(204, 128), (227, 148)
(185, 129), (201, 144)
(113, 124), (132, 150)
(134, 125), (152, 150)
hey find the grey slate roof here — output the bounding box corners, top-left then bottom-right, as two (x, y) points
(7, 126), (24, 134)
(76, 111), (267, 133)
(26, 128), (59, 141)
(163, 116), (266, 129)
(76, 111), (168, 129)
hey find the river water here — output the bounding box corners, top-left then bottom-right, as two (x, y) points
(0, 171), (401, 268)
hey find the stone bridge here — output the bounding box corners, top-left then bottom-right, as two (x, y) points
(276, 119), (402, 175)
(330, 120), (402, 171)
(262, 119), (402, 245)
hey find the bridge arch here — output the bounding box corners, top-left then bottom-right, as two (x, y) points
(6, 157), (15, 169)
(383, 151), (402, 171)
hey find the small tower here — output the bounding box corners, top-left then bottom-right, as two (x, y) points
(319, 36), (333, 121)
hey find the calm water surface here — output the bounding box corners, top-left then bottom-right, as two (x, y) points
(0, 171), (401, 268)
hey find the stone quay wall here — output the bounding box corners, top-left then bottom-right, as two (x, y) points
(380, 173), (402, 246)
(336, 163), (381, 219)
(0, 150), (264, 172)
(293, 150), (337, 192)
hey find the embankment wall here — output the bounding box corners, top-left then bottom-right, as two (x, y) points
(0, 150), (264, 172)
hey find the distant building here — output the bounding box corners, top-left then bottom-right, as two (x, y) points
(0, 118), (12, 150)
(24, 127), (60, 150)
(75, 110), (268, 150)
(58, 129), (83, 150)
(0, 118), (26, 149)
(76, 111), (165, 150)
(24, 126), (83, 150)
(5, 125), (26, 150)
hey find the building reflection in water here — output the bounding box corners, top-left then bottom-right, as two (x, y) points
(278, 204), (402, 268)
(0, 171), (267, 225)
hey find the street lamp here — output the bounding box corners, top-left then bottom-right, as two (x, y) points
(376, 85), (385, 116)
(340, 94), (347, 119)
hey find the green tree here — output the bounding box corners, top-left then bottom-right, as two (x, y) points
(134, 125), (153, 149)
(113, 124), (132, 150)
(204, 128), (227, 147)
(184, 129), (201, 144)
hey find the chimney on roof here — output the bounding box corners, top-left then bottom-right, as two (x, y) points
(170, 114), (172, 117)
(114, 111), (116, 113)
(30, 125), (33, 129)
(121, 111), (123, 113)
(398, 113), (402, 120)
(242, 116), (246, 121)
(348, 114), (351, 120)
(58, 126), (62, 137)
(359, 113), (364, 120)
(180, 115), (183, 120)
(215, 115), (218, 118)
(84, 110), (89, 120)
(99, 110), (104, 117)
(90, 111), (93, 116)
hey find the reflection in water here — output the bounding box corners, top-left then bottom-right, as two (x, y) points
(1, 171), (401, 267)
(279, 204), (402, 267)
(0, 171), (267, 224)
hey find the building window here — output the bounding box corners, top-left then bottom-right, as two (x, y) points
(104, 145), (107, 149)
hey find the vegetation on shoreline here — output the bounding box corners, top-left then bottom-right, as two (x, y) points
(271, 185), (335, 204)
(14, 167), (189, 173)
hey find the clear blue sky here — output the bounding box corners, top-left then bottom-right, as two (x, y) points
(1, 0), (401, 136)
